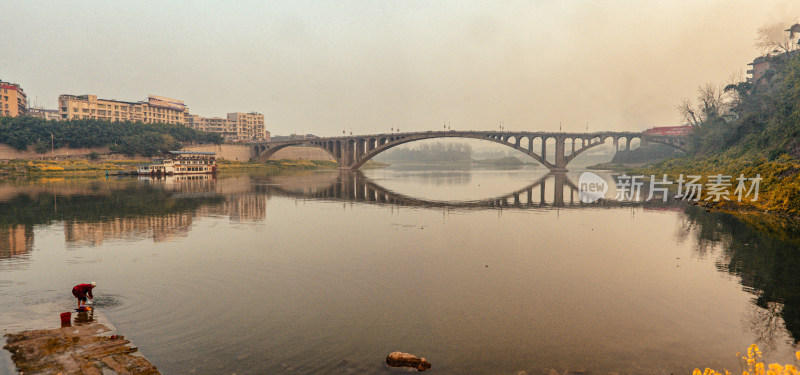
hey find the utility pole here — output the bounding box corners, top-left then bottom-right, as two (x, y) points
(51, 132), (54, 159)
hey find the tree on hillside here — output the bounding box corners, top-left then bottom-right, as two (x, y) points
(111, 132), (181, 157)
(677, 83), (731, 128)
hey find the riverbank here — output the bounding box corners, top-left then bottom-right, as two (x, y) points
(0, 158), (388, 177)
(0, 159), (147, 176)
(587, 161), (648, 171)
(635, 154), (800, 219)
(221, 159), (388, 172)
(4, 321), (160, 374)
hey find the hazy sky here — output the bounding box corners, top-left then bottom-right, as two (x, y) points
(2, 0), (799, 136)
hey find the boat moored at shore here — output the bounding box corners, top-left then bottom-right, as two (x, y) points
(136, 151), (217, 175)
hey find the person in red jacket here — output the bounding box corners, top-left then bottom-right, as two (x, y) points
(72, 282), (96, 308)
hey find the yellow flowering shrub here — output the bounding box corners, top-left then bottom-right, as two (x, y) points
(694, 345), (800, 375)
(40, 166), (65, 171)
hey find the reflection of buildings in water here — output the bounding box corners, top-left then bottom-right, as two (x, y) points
(200, 193), (267, 222)
(138, 174), (257, 196)
(60, 176), (268, 246)
(62, 193), (266, 247)
(64, 213), (194, 246)
(0, 224), (33, 258)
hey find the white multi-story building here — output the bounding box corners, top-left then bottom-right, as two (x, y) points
(58, 94), (188, 125)
(188, 112), (269, 142)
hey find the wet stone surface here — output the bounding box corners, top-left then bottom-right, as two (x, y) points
(3, 321), (160, 375)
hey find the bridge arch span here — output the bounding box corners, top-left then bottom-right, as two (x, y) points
(253, 140), (339, 162)
(347, 132), (556, 170)
(254, 130), (649, 172)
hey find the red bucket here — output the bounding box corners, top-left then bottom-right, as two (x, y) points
(60, 312), (71, 324)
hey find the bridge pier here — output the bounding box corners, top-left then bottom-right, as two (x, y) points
(551, 136), (569, 172)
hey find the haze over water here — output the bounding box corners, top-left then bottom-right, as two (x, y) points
(4, 1), (800, 134)
(2, 166), (799, 374)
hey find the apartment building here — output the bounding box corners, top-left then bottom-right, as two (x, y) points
(0, 80), (27, 117)
(58, 94), (187, 125)
(187, 114), (237, 139)
(228, 112), (267, 142)
(188, 112), (269, 142)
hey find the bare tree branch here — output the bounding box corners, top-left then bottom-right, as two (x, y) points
(677, 98), (700, 128)
(756, 21), (800, 55)
(676, 83), (733, 128)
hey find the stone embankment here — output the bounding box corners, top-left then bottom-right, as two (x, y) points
(0, 144), (111, 161)
(4, 321), (160, 375)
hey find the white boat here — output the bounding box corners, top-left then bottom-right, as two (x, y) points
(136, 158), (175, 175)
(136, 151), (217, 175)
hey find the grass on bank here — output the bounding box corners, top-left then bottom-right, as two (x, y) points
(635, 154), (800, 217)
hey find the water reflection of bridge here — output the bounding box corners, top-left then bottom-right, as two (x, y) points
(258, 171), (660, 209)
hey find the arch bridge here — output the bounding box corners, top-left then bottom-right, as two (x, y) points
(253, 130), (687, 172)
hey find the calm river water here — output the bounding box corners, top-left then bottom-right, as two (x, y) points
(2, 165), (800, 374)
